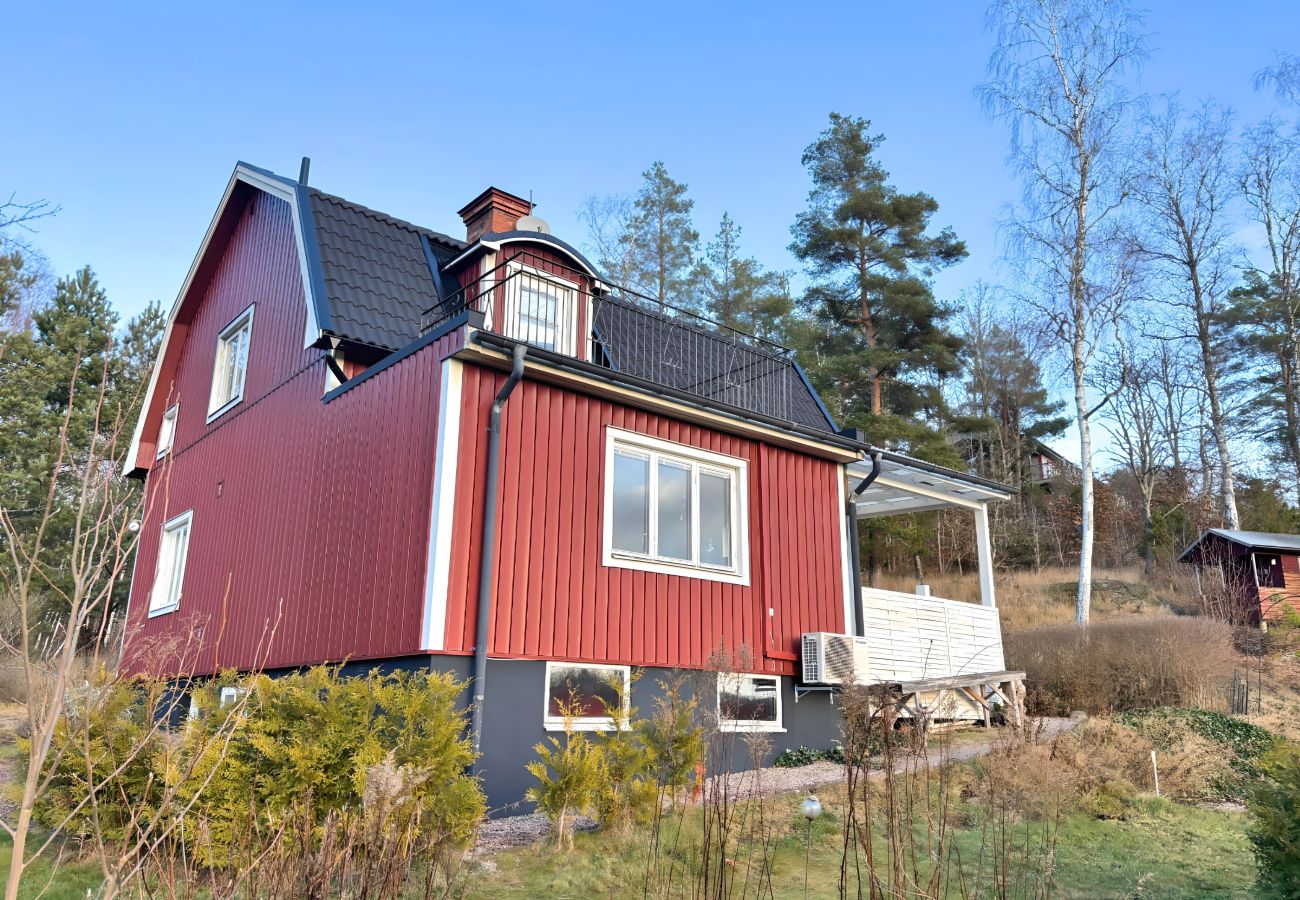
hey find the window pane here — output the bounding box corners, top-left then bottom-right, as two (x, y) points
(720, 676), (778, 723)
(698, 471), (732, 567)
(657, 460), (692, 561)
(612, 451), (650, 554)
(518, 284), (559, 351)
(547, 666), (622, 719)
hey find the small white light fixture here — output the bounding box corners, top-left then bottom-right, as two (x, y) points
(127, 520), (141, 533)
(802, 795), (822, 821)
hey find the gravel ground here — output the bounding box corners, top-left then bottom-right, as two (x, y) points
(471, 717), (1081, 857)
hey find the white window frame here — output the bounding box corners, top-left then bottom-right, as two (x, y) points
(148, 510), (193, 618)
(602, 427), (750, 585)
(542, 661), (631, 732)
(218, 686), (244, 708)
(717, 673), (785, 733)
(207, 304), (255, 422)
(500, 263), (584, 357)
(156, 404), (178, 458)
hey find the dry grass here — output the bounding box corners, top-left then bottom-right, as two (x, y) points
(1004, 616), (1236, 715)
(875, 565), (1188, 629)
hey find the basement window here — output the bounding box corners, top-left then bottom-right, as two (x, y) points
(148, 510), (193, 617)
(717, 673), (784, 732)
(156, 404), (178, 457)
(208, 304), (254, 421)
(543, 662), (630, 731)
(603, 427), (749, 584)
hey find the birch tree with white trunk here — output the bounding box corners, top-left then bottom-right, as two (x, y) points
(1132, 99), (1242, 527)
(980, 0), (1146, 624)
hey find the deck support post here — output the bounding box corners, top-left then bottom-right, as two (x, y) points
(974, 503), (996, 608)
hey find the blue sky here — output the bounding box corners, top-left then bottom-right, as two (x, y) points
(4, 1), (1296, 462)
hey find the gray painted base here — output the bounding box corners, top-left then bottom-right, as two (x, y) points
(202, 655), (845, 816)
(462, 657), (843, 815)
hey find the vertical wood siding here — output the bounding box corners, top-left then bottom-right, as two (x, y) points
(443, 365), (847, 677)
(122, 192), (460, 677)
(1259, 554), (1300, 621)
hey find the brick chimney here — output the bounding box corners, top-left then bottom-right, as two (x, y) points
(457, 187), (533, 243)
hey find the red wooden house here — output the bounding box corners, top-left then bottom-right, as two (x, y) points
(121, 162), (1014, 808)
(1179, 529), (1300, 626)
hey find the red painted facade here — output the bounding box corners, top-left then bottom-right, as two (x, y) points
(440, 367), (847, 677)
(123, 185), (851, 681)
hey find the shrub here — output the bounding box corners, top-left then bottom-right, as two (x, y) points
(183, 665), (483, 879)
(525, 700), (606, 849)
(636, 674), (706, 802)
(591, 672), (656, 831)
(773, 745), (845, 768)
(1004, 616), (1235, 715)
(1119, 707), (1279, 799)
(1249, 742), (1300, 898)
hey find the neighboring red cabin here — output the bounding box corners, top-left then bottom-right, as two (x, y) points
(120, 162), (1011, 806)
(1179, 529), (1300, 625)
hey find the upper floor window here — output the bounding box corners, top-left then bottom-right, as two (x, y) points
(503, 264), (578, 356)
(602, 428), (749, 585)
(156, 404), (178, 457)
(208, 305), (254, 421)
(149, 510), (193, 617)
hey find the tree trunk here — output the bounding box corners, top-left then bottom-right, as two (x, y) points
(1192, 266), (1240, 528)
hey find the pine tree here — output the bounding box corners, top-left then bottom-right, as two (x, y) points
(697, 213), (793, 340)
(623, 162), (701, 311)
(790, 114), (966, 449)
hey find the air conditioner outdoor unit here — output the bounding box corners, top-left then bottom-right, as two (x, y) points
(801, 632), (871, 685)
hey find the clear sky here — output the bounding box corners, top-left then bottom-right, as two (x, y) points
(4, 1), (1296, 461)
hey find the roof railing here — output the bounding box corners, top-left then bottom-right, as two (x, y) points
(420, 252), (801, 421)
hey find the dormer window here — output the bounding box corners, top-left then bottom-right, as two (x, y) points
(503, 264), (578, 356)
(208, 304), (254, 421)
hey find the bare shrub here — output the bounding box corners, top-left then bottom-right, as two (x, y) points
(1005, 616), (1235, 714)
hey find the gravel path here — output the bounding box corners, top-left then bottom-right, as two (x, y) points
(472, 717), (1081, 857)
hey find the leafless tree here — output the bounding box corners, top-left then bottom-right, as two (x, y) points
(1132, 98), (1243, 527)
(980, 0), (1147, 624)
(1100, 337), (1169, 575)
(1240, 116), (1300, 489)
(578, 193), (644, 294)
(0, 354), (140, 900)
(0, 193), (59, 254)
(1255, 51), (1300, 107)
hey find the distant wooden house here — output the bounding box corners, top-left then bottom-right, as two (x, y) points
(1178, 529), (1300, 626)
(955, 433), (1079, 488)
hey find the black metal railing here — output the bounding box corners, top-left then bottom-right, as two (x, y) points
(421, 252), (800, 421)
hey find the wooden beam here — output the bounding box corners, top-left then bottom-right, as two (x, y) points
(895, 670), (1024, 694)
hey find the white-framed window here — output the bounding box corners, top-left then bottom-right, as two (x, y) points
(148, 510), (193, 617)
(717, 673), (784, 732)
(207, 304), (255, 421)
(502, 264), (580, 356)
(602, 427), (749, 584)
(543, 661), (631, 731)
(218, 686), (244, 708)
(156, 404), (178, 457)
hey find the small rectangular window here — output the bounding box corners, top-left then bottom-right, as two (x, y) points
(502, 265), (578, 356)
(603, 428), (749, 584)
(156, 404), (178, 457)
(543, 662), (630, 731)
(149, 510), (193, 617)
(218, 686), (244, 708)
(718, 674), (783, 731)
(208, 305), (254, 420)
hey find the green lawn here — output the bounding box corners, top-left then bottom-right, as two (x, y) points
(0, 836), (104, 900)
(0, 797), (1256, 899)
(467, 796), (1255, 899)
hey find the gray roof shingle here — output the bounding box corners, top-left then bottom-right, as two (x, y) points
(303, 187), (836, 433)
(308, 189), (464, 350)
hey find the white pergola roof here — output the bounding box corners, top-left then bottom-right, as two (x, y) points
(847, 452), (1013, 518)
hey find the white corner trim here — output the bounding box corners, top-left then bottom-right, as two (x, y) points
(837, 465), (855, 635)
(125, 163), (322, 472)
(421, 359), (464, 651)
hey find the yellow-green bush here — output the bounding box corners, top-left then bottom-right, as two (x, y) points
(183, 665), (484, 867)
(1249, 742), (1300, 898)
